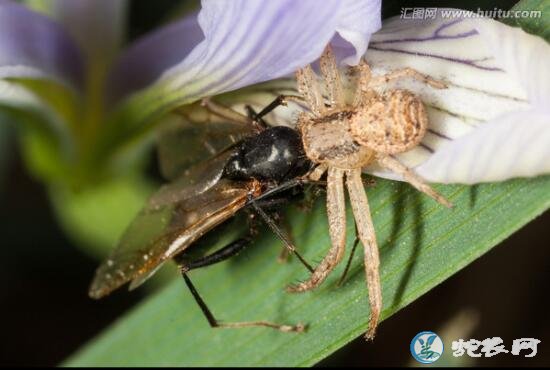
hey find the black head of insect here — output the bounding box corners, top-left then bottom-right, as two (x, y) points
(223, 125), (312, 183)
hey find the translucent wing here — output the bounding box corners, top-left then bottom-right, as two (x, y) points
(157, 81), (306, 181)
(157, 107), (255, 180)
(89, 170), (252, 299)
(149, 148), (236, 210)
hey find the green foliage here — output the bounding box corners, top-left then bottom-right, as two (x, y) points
(507, 0), (550, 41)
(66, 176), (550, 366)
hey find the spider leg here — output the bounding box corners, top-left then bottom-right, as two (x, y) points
(346, 168), (382, 340)
(320, 45), (345, 109)
(308, 163), (328, 181)
(353, 59), (372, 107)
(296, 64), (326, 117)
(376, 154), (453, 208)
(287, 167), (346, 292)
(369, 67), (447, 90)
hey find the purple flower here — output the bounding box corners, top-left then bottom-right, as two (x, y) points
(0, 1), (548, 185)
(0, 0), (381, 180)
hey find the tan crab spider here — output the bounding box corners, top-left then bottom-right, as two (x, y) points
(195, 46), (452, 339)
(282, 46), (453, 340)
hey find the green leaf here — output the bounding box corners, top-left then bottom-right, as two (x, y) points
(506, 0), (550, 42)
(66, 176), (550, 366)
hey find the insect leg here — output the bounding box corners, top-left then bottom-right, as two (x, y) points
(246, 196), (297, 264)
(181, 273), (305, 332)
(368, 67), (447, 89)
(253, 94), (307, 121)
(337, 222), (360, 287)
(249, 178), (326, 204)
(276, 215), (294, 263)
(201, 97), (254, 127)
(320, 45), (345, 109)
(249, 201), (314, 273)
(287, 167), (347, 293)
(345, 168), (382, 340)
(376, 154), (453, 208)
(179, 236), (253, 272)
(244, 105), (268, 130)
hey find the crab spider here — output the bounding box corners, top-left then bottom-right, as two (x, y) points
(286, 46), (452, 340)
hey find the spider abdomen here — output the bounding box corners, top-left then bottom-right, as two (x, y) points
(350, 89), (428, 154)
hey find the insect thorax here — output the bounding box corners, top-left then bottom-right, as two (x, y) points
(299, 110), (375, 169)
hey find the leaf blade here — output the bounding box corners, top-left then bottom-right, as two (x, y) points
(66, 176), (550, 366)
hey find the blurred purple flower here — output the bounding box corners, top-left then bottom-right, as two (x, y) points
(0, 0), (381, 106)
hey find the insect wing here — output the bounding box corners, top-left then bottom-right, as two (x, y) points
(158, 81), (307, 181)
(89, 178), (251, 299)
(157, 112), (255, 181)
(149, 147), (236, 210)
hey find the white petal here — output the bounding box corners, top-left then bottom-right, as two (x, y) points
(416, 110), (550, 184)
(472, 18), (550, 111)
(362, 10), (549, 183)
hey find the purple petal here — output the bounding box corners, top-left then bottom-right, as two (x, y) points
(52, 0), (127, 63)
(334, 0), (381, 65)
(0, 0), (83, 88)
(108, 11), (203, 102)
(110, 0), (381, 108)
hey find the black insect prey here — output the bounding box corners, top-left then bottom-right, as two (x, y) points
(90, 99), (317, 332)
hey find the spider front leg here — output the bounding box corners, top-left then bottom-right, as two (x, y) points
(345, 168), (382, 340)
(319, 45), (345, 109)
(287, 167), (346, 293)
(296, 65), (326, 117)
(369, 67), (447, 90)
(353, 59), (373, 106)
